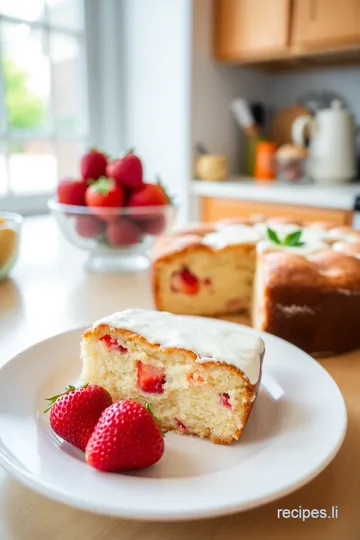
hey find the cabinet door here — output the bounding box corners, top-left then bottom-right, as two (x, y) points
(201, 197), (353, 226)
(292, 0), (360, 48)
(214, 0), (291, 60)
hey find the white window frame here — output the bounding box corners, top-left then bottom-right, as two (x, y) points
(0, 0), (124, 216)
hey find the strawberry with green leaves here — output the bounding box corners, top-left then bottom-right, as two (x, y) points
(45, 384), (113, 452)
(85, 177), (125, 221)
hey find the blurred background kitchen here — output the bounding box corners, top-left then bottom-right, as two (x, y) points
(1, 0), (360, 229)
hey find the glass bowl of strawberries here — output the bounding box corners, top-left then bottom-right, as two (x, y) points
(48, 149), (178, 272)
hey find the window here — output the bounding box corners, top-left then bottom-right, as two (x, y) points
(0, 0), (89, 214)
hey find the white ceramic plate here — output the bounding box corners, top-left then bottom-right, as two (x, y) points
(0, 319), (347, 521)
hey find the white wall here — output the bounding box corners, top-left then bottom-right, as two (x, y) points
(191, 0), (269, 176)
(122, 0), (193, 223)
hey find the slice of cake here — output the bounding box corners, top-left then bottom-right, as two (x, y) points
(152, 224), (261, 317)
(81, 309), (265, 444)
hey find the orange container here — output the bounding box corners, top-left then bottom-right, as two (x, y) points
(254, 141), (277, 180)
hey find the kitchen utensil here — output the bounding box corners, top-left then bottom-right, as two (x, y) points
(271, 104), (310, 147)
(0, 320), (346, 520)
(255, 141), (277, 181)
(230, 98), (263, 176)
(275, 144), (308, 183)
(48, 200), (178, 272)
(292, 100), (359, 185)
(250, 102), (266, 129)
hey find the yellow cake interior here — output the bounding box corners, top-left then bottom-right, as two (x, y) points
(81, 328), (258, 444)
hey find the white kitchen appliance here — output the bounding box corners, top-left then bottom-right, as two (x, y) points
(292, 99), (358, 185)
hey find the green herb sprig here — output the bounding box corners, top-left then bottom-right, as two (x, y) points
(267, 227), (305, 247)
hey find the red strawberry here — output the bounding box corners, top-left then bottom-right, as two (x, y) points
(137, 361), (166, 394)
(45, 384), (113, 452)
(106, 217), (142, 246)
(127, 178), (171, 208)
(106, 150), (143, 190)
(85, 400), (165, 471)
(75, 214), (106, 239)
(80, 149), (107, 181)
(136, 212), (167, 235)
(85, 177), (125, 221)
(57, 178), (87, 206)
(170, 267), (200, 295)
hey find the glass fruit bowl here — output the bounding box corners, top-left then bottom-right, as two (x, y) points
(0, 212), (23, 280)
(48, 199), (178, 272)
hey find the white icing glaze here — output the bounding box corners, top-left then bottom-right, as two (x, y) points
(202, 224), (263, 249)
(257, 239), (328, 256)
(92, 308), (264, 384)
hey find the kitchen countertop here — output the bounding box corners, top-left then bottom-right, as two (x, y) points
(192, 178), (360, 210)
(0, 215), (360, 539)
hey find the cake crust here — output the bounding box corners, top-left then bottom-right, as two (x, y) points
(259, 250), (360, 354)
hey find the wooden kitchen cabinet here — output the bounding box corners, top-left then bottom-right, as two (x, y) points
(201, 197), (353, 225)
(213, 0), (291, 61)
(214, 0), (360, 66)
(292, 0), (360, 49)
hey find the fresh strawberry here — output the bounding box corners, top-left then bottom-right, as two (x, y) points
(80, 149), (107, 181)
(127, 178), (171, 208)
(57, 177), (87, 206)
(85, 177), (125, 221)
(137, 361), (166, 394)
(75, 214), (106, 239)
(170, 267), (200, 295)
(45, 383), (113, 452)
(85, 400), (165, 471)
(106, 217), (142, 246)
(136, 212), (167, 235)
(106, 150), (143, 190)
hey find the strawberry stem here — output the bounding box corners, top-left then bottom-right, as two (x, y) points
(44, 383), (88, 413)
(145, 402), (167, 437)
(90, 177), (114, 195)
(155, 175), (174, 205)
(126, 147), (135, 155)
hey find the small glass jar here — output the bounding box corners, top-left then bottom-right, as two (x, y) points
(0, 212), (23, 280)
(275, 144), (308, 183)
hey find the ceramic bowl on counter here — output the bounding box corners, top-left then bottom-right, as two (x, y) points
(0, 212), (23, 280)
(48, 199), (178, 272)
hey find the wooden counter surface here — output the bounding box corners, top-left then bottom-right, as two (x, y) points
(0, 216), (359, 539)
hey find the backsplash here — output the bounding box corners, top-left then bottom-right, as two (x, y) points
(269, 65), (360, 121)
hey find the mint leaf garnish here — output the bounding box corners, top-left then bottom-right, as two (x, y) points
(267, 227), (281, 245)
(284, 230), (305, 247)
(267, 227), (305, 248)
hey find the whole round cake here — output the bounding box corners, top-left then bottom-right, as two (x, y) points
(151, 216), (360, 355)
